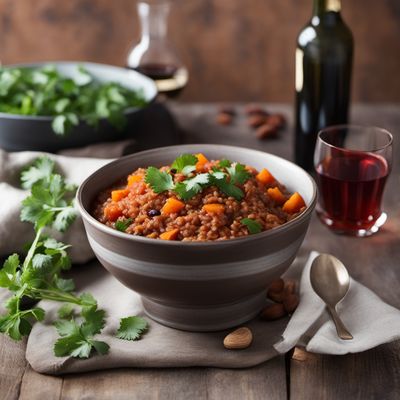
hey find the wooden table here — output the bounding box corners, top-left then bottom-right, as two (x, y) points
(1, 104), (399, 400)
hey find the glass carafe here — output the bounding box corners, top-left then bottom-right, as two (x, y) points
(127, 0), (188, 98)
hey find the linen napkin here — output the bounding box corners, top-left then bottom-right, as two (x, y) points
(23, 252), (400, 375)
(1, 149), (400, 375)
(0, 141), (133, 263)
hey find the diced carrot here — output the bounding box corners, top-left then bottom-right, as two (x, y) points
(104, 203), (123, 221)
(195, 153), (209, 172)
(111, 189), (130, 202)
(127, 174), (142, 186)
(267, 187), (286, 205)
(282, 192), (306, 214)
(161, 197), (185, 215)
(160, 229), (180, 240)
(256, 168), (276, 185)
(203, 203), (225, 214)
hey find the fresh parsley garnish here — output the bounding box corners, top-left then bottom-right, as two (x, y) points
(20, 172), (77, 232)
(0, 157), (149, 359)
(227, 163), (251, 185)
(144, 167), (175, 193)
(53, 305), (109, 359)
(170, 154), (198, 175)
(218, 159), (232, 168)
(116, 316), (148, 341)
(241, 218), (262, 234)
(144, 155), (252, 201)
(115, 218), (133, 232)
(174, 173), (210, 200)
(20, 156), (55, 189)
(0, 65), (147, 135)
(210, 171), (245, 201)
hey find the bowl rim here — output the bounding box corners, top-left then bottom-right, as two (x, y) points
(77, 144), (318, 247)
(0, 61), (157, 121)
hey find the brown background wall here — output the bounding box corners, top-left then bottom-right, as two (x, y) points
(0, 0), (399, 103)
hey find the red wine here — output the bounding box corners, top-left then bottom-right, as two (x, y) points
(132, 63), (188, 98)
(295, 0), (353, 171)
(316, 152), (389, 232)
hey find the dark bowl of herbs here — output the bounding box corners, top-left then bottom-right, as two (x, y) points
(0, 61), (157, 152)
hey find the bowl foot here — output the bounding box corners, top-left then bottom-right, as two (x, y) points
(141, 292), (266, 332)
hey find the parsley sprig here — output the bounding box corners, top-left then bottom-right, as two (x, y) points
(144, 155), (251, 201)
(0, 157), (148, 358)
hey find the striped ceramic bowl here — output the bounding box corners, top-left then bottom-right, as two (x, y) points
(77, 144), (317, 331)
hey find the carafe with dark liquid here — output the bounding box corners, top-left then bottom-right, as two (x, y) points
(294, 0), (353, 171)
(127, 1), (188, 98)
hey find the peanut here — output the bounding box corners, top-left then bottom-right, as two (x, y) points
(260, 303), (287, 321)
(268, 278), (285, 293)
(267, 289), (284, 303)
(266, 114), (286, 129)
(256, 124), (278, 140)
(216, 112), (233, 125)
(247, 114), (267, 128)
(284, 280), (296, 295)
(283, 294), (300, 314)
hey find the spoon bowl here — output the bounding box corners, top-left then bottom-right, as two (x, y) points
(310, 254), (353, 340)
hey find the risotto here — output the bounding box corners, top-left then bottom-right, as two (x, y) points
(92, 153), (306, 241)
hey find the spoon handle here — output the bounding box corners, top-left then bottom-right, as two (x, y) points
(327, 306), (353, 340)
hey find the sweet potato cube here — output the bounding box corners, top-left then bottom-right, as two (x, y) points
(127, 174), (142, 186)
(160, 229), (180, 240)
(282, 192), (306, 214)
(203, 203), (225, 214)
(256, 168), (276, 185)
(195, 153), (209, 172)
(104, 203), (123, 221)
(111, 189), (130, 202)
(161, 198), (185, 215)
(267, 187), (286, 205)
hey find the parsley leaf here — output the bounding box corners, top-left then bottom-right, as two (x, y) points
(171, 154), (198, 175)
(174, 173), (210, 200)
(57, 304), (75, 319)
(144, 167), (175, 193)
(210, 172), (244, 200)
(227, 163), (251, 185)
(241, 218), (262, 234)
(54, 305), (109, 359)
(20, 172), (77, 232)
(218, 159), (232, 168)
(0, 254), (21, 290)
(116, 316), (148, 341)
(20, 157), (55, 189)
(115, 218), (133, 232)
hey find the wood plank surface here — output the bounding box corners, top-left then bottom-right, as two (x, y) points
(0, 336), (27, 400)
(0, 0), (400, 102)
(1, 103), (399, 400)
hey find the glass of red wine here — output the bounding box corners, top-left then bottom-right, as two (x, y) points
(314, 125), (393, 236)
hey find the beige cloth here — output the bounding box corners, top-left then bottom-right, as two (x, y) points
(1, 146), (400, 375)
(0, 141), (133, 263)
(24, 252), (400, 375)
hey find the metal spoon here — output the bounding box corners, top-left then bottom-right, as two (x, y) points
(310, 254), (353, 340)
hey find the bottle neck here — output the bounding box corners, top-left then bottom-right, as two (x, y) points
(312, 0), (341, 16)
(138, 1), (170, 40)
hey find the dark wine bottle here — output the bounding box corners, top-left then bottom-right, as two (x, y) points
(294, 0), (353, 171)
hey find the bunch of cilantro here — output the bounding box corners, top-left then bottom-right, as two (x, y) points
(0, 65), (147, 135)
(0, 157), (147, 358)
